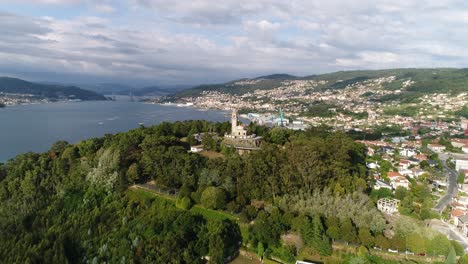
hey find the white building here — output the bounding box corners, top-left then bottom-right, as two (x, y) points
(374, 180), (393, 190)
(463, 146), (468, 154)
(461, 118), (468, 130)
(428, 144), (446, 153)
(399, 148), (416, 157)
(456, 158), (468, 171)
(190, 145), (204, 153)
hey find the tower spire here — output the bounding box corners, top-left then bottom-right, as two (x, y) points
(231, 108), (238, 136)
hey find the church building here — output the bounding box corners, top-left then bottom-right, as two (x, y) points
(224, 109), (262, 153)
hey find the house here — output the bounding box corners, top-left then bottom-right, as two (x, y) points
(367, 162), (380, 169)
(387, 172), (409, 189)
(462, 119), (468, 130)
(451, 139), (468, 148)
(457, 215), (468, 237)
(451, 200), (466, 210)
(374, 180), (393, 190)
(412, 169), (426, 178)
(190, 145), (204, 153)
(377, 146), (394, 155)
(382, 154), (393, 162)
(399, 148), (416, 157)
(388, 172), (402, 178)
(392, 177), (410, 189)
(414, 154), (428, 161)
(408, 158), (420, 165)
(452, 209), (468, 226)
(463, 145), (468, 154)
(456, 158), (468, 171)
(458, 197), (468, 208)
(398, 168), (413, 177)
(399, 160), (411, 169)
(427, 144), (446, 153)
(427, 159), (438, 167)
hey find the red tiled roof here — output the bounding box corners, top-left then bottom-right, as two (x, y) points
(388, 172), (403, 178)
(452, 209), (467, 217)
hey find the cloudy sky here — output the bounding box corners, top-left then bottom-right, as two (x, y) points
(0, 0), (467, 86)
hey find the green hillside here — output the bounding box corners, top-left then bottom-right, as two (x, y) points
(175, 68), (468, 100)
(0, 77), (107, 100)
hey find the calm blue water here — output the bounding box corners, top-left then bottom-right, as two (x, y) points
(0, 100), (227, 161)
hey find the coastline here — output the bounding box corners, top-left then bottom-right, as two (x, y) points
(0, 101), (229, 162)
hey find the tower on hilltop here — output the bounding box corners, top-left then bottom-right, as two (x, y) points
(224, 108), (262, 154)
(230, 109), (247, 138)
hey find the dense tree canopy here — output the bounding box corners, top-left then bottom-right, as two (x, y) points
(2, 119), (454, 263)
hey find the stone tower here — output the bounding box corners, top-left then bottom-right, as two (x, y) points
(231, 109), (238, 135)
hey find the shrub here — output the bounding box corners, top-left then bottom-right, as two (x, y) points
(201, 186), (227, 210)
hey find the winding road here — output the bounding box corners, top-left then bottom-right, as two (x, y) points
(434, 153), (459, 214)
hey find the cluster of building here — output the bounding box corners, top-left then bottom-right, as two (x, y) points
(176, 76), (468, 134)
(0, 93), (50, 105)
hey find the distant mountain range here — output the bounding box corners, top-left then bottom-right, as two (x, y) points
(79, 83), (189, 97)
(174, 68), (468, 102)
(0, 77), (107, 101)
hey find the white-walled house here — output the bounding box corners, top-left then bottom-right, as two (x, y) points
(428, 144), (446, 153)
(387, 172), (409, 189)
(374, 180), (393, 190)
(399, 148), (416, 157)
(456, 158), (468, 171)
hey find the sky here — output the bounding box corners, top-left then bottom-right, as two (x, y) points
(0, 0), (468, 86)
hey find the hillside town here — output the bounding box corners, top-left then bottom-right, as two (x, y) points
(365, 134), (468, 246)
(174, 76), (468, 134)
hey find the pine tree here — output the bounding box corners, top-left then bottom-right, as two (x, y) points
(446, 246), (456, 264)
(311, 215), (331, 256)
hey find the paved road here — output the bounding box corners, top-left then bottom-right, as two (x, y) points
(430, 219), (468, 250)
(434, 153), (459, 213)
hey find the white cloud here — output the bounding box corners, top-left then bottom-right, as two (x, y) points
(2, 0), (468, 84)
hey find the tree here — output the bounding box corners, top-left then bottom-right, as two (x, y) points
(339, 218), (357, 243)
(126, 163), (140, 183)
(326, 217), (340, 241)
(311, 215), (331, 256)
(176, 196), (193, 210)
(358, 229), (374, 248)
(446, 246), (456, 264)
(450, 240), (464, 256)
(269, 128), (288, 145)
(459, 254), (468, 264)
(257, 242), (264, 259)
(406, 233), (425, 254)
(458, 172), (465, 188)
(394, 187), (408, 200)
(201, 187), (226, 210)
(374, 235), (390, 250)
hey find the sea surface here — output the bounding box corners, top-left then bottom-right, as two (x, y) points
(0, 99), (227, 162)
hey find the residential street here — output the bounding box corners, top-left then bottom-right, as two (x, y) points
(430, 219), (468, 249)
(434, 153), (459, 214)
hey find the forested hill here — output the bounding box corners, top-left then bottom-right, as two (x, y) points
(0, 77), (107, 100)
(0, 121), (378, 263)
(174, 68), (468, 99)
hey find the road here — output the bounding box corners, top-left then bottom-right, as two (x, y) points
(434, 153), (459, 214)
(430, 219), (468, 250)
